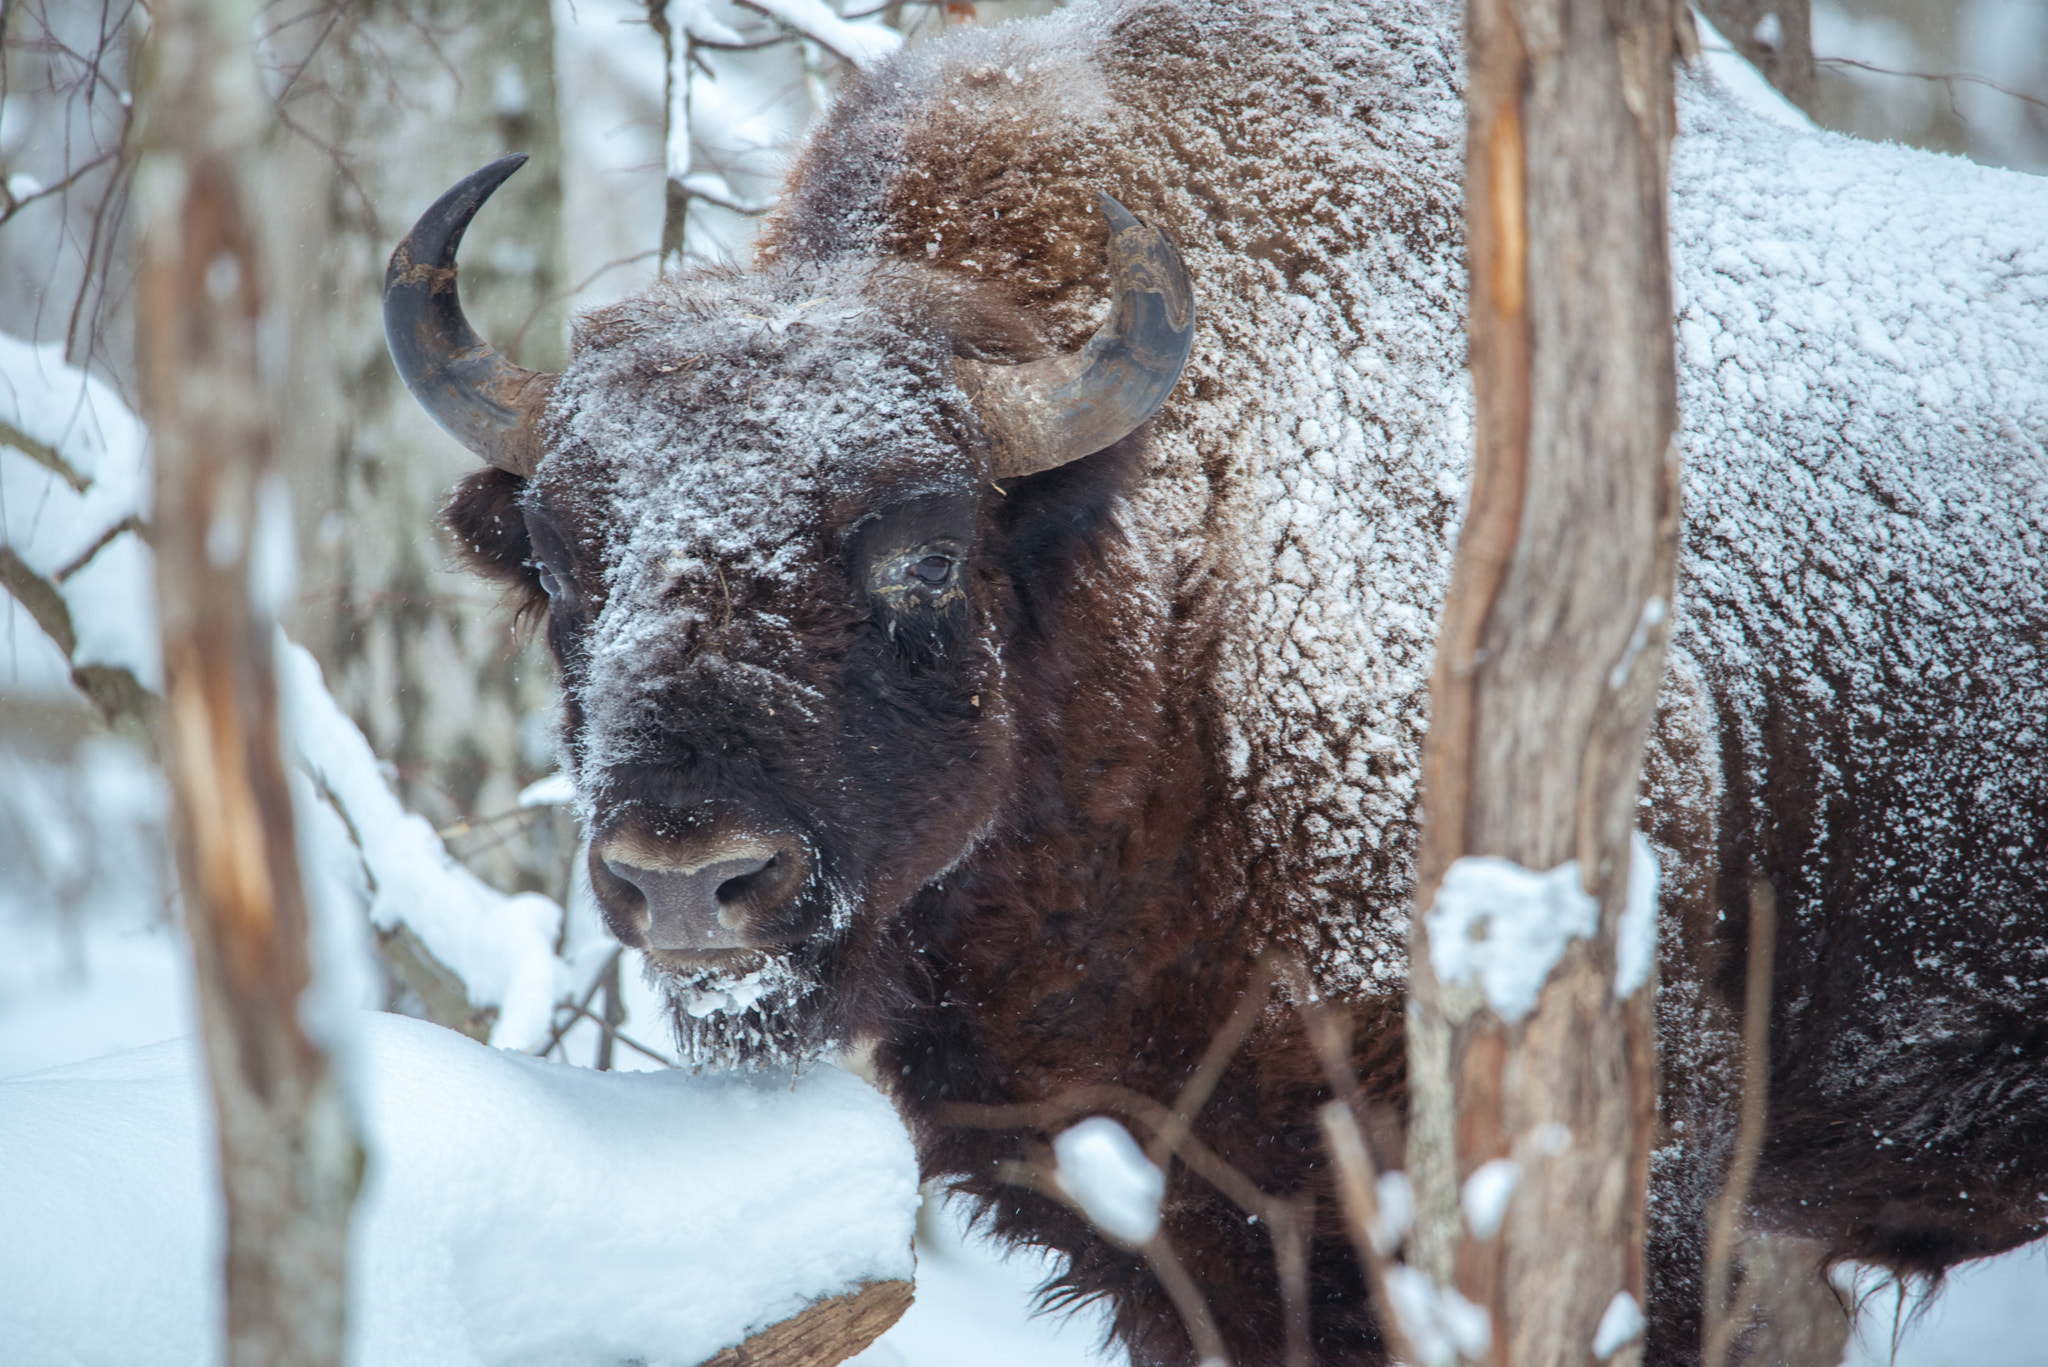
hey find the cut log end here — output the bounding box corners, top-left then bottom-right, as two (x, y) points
(696, 1278), (915, 1367)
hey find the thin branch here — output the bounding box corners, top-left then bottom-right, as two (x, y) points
(938, 1084), (1273, 1220)
(532, 950), (620, 1059)
(992, 1156), (1231, 1367)
(1269, 1197), (1312, 1367)
(1815, 56), (2048, 117)
(506, 248), (662, 358)
(1147, 949), (1282, 1169)
(556, 998), (675, 1067)
(54, 513), (149, 581)
(1316, 1101), (1419, 1366)
(1703, 880), (1778, 1367)
(0, 145), (121, 228)
(596, 952), (625, 1071)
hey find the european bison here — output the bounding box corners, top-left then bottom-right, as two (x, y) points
(383, 0), (2048, 1362)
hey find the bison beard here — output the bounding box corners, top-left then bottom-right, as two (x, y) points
(402, 1), (2048, 1364)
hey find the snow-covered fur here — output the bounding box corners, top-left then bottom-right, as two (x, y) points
(440, 1), (2048, 1362)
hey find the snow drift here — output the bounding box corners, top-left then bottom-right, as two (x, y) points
(0, 1011), (918, 1367)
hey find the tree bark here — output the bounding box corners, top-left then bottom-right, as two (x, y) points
(1406, 1), (1684, 1364)
(1693, 1), (1816, 113)
(696, 1279), (914, 1367)
(136, 3), (361, 1364)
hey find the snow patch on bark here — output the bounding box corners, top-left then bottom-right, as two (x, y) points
(1425, 857), (1598, 1023)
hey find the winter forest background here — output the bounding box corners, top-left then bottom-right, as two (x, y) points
(2, 1), (2045, 1364)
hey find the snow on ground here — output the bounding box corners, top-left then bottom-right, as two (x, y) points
(854, 1196), (1116, 1367)
(1, 1012), (918, 1367)
(1839, 1251), (2048, 1367)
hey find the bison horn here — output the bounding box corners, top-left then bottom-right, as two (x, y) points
(383, 155), (556, 478)
(958, 193), (1196, 480)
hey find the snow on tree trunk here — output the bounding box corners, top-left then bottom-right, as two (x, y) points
(265, 0), (570, 895)
(134, 2), (362, 1362)
(1405, 1), (1685, 1364)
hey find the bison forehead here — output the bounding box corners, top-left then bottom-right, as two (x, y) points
(541, 262), (986, 600)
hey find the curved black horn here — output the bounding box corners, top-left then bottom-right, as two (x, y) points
(384, 155), (555, 477)
(957, 193), (1195, 480)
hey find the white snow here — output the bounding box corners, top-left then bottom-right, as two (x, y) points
(1384, 1264), (1491, 1367)
(1425, 857), (1599, 1023)
(1839, 1251), (2048, 1367)
(0, 1012), (918, 1367)
(1459, 1158), (1520, 1240)
(742, 0), (901, 69)
(1591, 1289), (1645, 1359)
(0, 329), (158, 691)
(516, 772), (577, 808)
(1692, 9), (1818, 132)
(851, 1196), (1116, 1367)
(282, 641), (583, 1051)
(1375, 1170), (1416, 1250)
(1052, 1116), (1165, 1248)
(1614, 831), (1660, 999)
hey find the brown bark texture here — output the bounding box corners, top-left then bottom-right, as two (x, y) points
(1693, 0), (1817, 112)
(696, 1279), (915, 1367)
(1407, 0), (1685, 1364)
(137, 3), (362, 1364)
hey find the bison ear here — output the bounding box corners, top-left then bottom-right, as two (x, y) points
(444, 467), (542, 600)
(988, 427), (1146, 608)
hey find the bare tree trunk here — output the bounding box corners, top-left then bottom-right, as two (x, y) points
(1406, 1), (1685, 1364)
(1693, 1), (1816, 113)
(136, 4), (361, 1364)
(268, 0), (569, 894)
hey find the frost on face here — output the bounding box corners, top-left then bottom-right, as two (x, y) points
(546, 259), (984, 787)
(664, 955), (824, 1071)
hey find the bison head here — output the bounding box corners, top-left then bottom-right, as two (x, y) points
(385, 156), (1192, 1065)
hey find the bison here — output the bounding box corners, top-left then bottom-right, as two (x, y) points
(381, 0), (2048, 1362)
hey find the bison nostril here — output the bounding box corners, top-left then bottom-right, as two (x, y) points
(712, 854), (775, 928)
(595, 837), (803, 952)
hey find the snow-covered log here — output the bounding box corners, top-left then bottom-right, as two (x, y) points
(0, 1012), (917, 1367)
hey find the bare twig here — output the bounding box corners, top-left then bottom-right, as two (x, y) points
(595, 951), (625, 1071)
(532, 948), (620, 1059)
(992, 1156), (1231, 1367)
(506, 248), (662, 358)
(0, 146), (122, 228)
(1703, 880), (1778, 1367)
(1268, 1197), (1312, 1367)
(1147, 949), (1282, 1169)
(938, 1083), (1273, 1219)
(556, 998), (674, 1067)
(1316, 1102), (1419, 1366)
(1815, 56), (2048, 118)
(54, 514), (149, 581)
(941, 958), (1319, 1367)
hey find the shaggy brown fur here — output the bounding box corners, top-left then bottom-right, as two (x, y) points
(430, 1), (2048, 1363)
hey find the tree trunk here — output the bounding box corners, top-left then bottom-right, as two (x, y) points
(268, 0), (570, 895)
(1693, 1), (1816, 113)
(136, 3), (361, 1364)
(1406, 1), (1685, 1364)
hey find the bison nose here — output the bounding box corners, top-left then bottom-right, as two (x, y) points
(597, 835), (805, 951)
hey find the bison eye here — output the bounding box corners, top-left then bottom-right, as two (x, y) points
(536, 563), (563, 598)
(908, 554), (953, 586)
